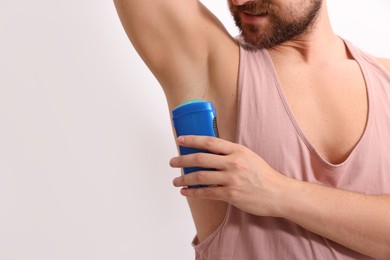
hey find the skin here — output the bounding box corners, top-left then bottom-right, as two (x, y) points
(114, 0), (390, 258)
(228, 0), (323, 48)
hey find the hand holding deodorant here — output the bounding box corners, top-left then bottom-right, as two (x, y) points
(172, 100), (219, 188)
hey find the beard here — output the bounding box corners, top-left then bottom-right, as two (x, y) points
(229, 0), (323, 49)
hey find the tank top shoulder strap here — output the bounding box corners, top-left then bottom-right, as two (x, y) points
(344, 39), (390, 80)
(236, 38), (274, 105)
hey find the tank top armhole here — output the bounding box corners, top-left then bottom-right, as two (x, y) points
(192, 204), (233, 253)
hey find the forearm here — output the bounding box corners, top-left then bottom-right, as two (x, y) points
(277, 179), (390, 259)
(170, 136), (390, 257)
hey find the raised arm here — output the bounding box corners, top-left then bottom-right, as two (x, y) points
(114, 0), (239, 244)
(113, 0), (237, 103)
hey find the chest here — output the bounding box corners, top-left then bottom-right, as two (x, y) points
(275, 61), (368, 164)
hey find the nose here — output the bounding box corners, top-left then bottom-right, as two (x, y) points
(231, 0), (253, 6)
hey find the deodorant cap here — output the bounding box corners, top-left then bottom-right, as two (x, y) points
(172, 99), (215, 118)
(172, 99), (219, 138)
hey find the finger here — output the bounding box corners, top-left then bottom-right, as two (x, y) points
(170, 153), (227, 170)
(173, 170), (228, 187)
(177, 135), (236, 155)
(179, 186), (226, 201)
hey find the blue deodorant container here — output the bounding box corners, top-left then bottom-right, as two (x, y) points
(172, 99), (220, 188)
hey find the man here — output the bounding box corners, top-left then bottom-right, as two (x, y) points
(114, 0), (390, 259)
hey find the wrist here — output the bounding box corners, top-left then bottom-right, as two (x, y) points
(270, 175), (309, 219)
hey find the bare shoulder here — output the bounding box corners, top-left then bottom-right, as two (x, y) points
(377, 57), (390, 73)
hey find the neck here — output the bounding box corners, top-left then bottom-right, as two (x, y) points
(268, 3), (347, 64)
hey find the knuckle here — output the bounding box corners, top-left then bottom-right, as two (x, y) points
(176, 156), (183, 164)
(235, 144), (249, 156)
(180, 175), (188, 185)
(187, 136), (195, 144)
(204, 136), (216, 150)
(229, 157), (246, 170)
(232, 143), (244, 152)
(195, 171), (207, 183)
(181, 136), (193, 147)
(194, 153), (205, 164)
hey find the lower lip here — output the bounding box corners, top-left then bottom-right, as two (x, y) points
(241, 12), (268, 24)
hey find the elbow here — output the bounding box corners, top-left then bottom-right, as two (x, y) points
(113, 0), (130, 16)
(113, 0), (127, 8)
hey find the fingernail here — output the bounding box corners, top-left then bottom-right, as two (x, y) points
(169, 157), (175, 166)
(180, 188), (188, 196)
(173, 177), (180, 186)
(177, 136), (184, 144)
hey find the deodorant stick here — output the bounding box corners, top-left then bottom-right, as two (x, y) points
(172, 99), (219, 188)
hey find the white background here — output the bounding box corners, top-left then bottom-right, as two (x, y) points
(0, 0), (389, 259)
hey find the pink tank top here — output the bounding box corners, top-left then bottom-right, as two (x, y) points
(193, 40), (390, 259)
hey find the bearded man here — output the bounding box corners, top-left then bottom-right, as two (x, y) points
(114, 0), (390, 259)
